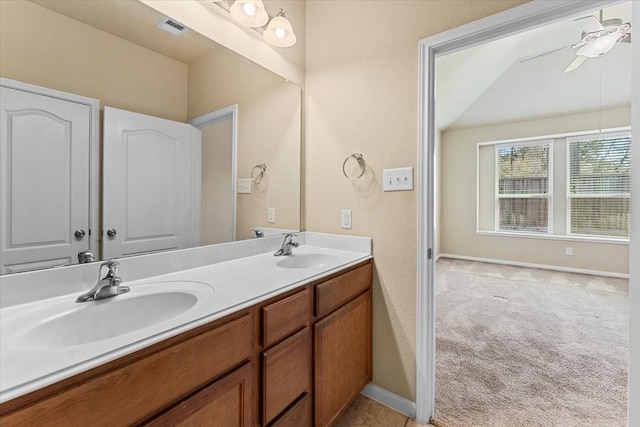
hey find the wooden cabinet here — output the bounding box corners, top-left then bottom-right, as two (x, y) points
(270, 394), (310, 427)
(0, 312), (255, 427)
(260, 288), (312, 426)
(262, 328), (311, 425)
(262, 288), (310, 348)
(313, 263), (373, 427)
(145, 363), (253, 427)
(0, 259), (372, 427)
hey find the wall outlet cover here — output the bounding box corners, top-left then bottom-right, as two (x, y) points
(267, 207), (276, 223)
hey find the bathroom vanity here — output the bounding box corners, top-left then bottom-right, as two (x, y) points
(0, 233), (372, 426)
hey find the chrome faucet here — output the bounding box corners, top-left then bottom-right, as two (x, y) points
(77, 250), (95, 264)
(274, 233), (299, 256)
(75, 260), (130, 303)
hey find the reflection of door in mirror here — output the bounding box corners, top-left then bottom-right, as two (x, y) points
(190, 106), (238, 246)
(102, 107), (200, 259)
(0, 79), (99, 274)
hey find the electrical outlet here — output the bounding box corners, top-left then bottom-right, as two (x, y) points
(267, 207), (276, 223)
(341, 210), (352, 229)
(383, 167), (414, 192)
(565, 247), (573, 256)
(237, 178), (251, 194)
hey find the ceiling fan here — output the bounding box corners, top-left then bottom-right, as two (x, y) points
(563, 12), (631, 72)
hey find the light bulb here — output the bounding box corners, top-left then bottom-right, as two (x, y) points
(230, 0), (268, 27)
(263, 10), (296, 47)
(243, 3), (256, 16)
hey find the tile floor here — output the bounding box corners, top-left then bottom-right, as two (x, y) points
(336, 395), (432, 427)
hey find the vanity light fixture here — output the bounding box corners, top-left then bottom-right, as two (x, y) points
(263, 9), (296, 48)
(212, 1), (297, 47)
(230, 0), (269, 27)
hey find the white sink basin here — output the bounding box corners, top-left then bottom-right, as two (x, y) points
(3, 281), (214, 351)
(276, 253), (339, 269)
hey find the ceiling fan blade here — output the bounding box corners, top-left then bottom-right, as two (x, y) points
(573, 15), (605, 34)
(563, 55), (587, 73)
(520, 44), (570, 63)
(619, 33), (631, 43)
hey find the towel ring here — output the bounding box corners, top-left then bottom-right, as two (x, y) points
(251, 163), (267, 184)
(342, 153), (365, 180)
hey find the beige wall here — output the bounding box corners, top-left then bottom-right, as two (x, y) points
(305, 0), (527, 401)
(141, 0), (306, 86)
(188, 47), (301, 241)
(201, 121), (234, 245)
(0, 0), (188, 122)
(442, 107), (630, 275)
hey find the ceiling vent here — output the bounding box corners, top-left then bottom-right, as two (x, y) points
(157, 17), (188, 37)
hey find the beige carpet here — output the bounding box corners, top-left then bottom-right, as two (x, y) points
(432, 258), (628, 427)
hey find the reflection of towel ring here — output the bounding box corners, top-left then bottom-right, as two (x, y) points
(342, 153), (365, 180)
(251, 163), (267, 184)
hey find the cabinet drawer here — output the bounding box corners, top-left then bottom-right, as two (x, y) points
(270, 393), (310, 427)
(315, 262), (372, 318)
(262, 288), (309, 348)
(1, 313), (253, 427)
(262, 327), (310, 425)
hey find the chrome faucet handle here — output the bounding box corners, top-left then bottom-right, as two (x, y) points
(99, 260), (119, 279)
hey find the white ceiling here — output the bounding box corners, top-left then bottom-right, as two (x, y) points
(436, 1), (632, 131)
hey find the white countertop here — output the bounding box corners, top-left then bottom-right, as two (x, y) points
(0, 234), (371, 404)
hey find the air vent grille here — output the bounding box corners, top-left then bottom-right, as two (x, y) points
(157, 17), (188, 37)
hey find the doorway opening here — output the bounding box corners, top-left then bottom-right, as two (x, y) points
(416, 1), (637, 424)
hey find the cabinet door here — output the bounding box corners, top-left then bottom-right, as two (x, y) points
(314, 291), (372, 427)
(145, 363), (253, 427)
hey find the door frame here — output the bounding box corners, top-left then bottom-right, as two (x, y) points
(416, 0), (637, 423)
(0, 77), (100, 259)
(189, 105), (239, 243)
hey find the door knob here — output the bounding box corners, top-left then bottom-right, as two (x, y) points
(74, 229), (86, 238)
(106, 228), (117, 237)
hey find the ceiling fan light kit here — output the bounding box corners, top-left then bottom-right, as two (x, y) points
(563, 14), (631, 73)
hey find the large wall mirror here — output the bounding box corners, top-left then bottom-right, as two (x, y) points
(0, 0), (301, 274)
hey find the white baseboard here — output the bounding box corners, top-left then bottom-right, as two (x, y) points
(438, 253), (629, 279)
(361, 383), (417, 419)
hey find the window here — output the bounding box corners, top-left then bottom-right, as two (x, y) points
(495, 141), (552, 233)
(567, 132), (631, 238)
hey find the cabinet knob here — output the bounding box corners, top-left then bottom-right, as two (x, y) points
(106, 228), (117, 237)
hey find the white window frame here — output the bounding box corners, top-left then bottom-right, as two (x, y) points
(566, 129), (631, 240)
(494, 139), (554, 234)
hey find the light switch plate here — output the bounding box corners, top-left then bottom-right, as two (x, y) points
(383, 167), (414, 191)
(237, 178), (251, 194)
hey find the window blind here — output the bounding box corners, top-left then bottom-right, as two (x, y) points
(496, 142), (551, 233)
(567, 132), (631, 237)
